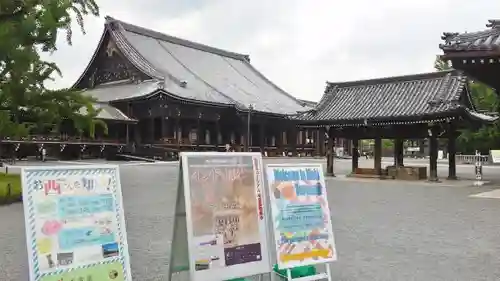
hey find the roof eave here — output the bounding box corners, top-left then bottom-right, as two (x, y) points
(441, 49), (500, 60)
(460, 107), (498, 124)
(299, 111), (461, 127)
(99, 117), (138, 123)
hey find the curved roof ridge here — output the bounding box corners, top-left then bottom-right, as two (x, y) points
(105, 16), (250, 61)
(440, 20), (500, 52)
(107, 20), (164, 80)
(326, 70), (460, 88)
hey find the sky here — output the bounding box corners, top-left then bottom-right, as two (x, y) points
(45, 0), (500, 102)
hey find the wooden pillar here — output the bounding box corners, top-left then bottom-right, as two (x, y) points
(196, 112), (202, 150)
(314, 128), (321, 156)
(374, 137), (382, 176)
(126, 103), (131, 145)
(447, 122), (457, 180)
(149, 117), (155, 143)
(215, 116), (220, 151)
(397, 139), (404, 166)
(428, 127), (439, 181)
(352, 138), (359, 174)
(326, 127), (335, 176)
(394, 138), (404, 167)
(290, 126), (298, 156)
(277, 129), (283, 156)
(259, 123), (265, 154)
(242, 115), (249, 152)
(301, 130), (306, 155)
(175, 111), (181, 151)
(317, 128), (325, 156)
(320, 129), (326, 156)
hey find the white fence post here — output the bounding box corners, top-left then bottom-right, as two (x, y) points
(474, 151), (484, 186)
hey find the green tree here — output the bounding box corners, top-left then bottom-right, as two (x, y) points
(434, 55), (452, 71)
(382, 139), (393, 149)
(0, 0), (106, 139)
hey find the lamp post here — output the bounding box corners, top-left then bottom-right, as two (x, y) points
(246, 104), (253, 152)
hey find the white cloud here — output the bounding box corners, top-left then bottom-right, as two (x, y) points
(45, 0), (500, 101)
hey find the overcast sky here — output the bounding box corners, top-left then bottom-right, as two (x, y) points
(44, 0), (500, 102)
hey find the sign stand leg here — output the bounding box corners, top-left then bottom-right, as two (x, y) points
(286, 268), (293, 281)
(325, 264), (333, 281)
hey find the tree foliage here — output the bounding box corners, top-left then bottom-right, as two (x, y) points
(434, 56), (500, 153)
(0, 0), (106, 139)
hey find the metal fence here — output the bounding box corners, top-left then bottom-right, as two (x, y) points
(455, 155), (489, 164)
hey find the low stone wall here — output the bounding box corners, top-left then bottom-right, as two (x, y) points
(351, 166), (427, 181)
(386, 166), (427, 180)
(0, 166), (22, 175)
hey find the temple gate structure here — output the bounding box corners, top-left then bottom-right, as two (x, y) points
(297, 70), (497, 181)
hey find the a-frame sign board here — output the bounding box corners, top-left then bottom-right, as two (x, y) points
(167, 161), (190, 275)
(168, 152), (272, 281)
(265, 163), (336, 281)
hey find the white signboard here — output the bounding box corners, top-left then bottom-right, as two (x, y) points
(169, 152), (271, 281)
(490, 150), (500, 164)
(21, 165), (132, 281)
(266, 164), (337, 270)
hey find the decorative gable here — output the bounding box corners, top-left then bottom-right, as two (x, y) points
(74, 32), (150, 89)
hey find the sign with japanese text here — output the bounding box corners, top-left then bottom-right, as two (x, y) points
(170, 152), (271, 281)
(21, 165), (132, 281)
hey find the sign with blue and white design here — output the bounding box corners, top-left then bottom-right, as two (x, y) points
(21, 165), (132, 281)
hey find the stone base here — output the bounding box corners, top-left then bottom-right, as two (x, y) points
(349, 166), (427, 181)
(386, 166), (427, 181)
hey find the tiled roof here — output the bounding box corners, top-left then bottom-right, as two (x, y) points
(79, 103), (136, 122)
(89, 16), (307, 115)
(299, 70), (497, 125)
(440, 20), (500, 53)
(82, 80), (162, 102)
(297, 99), (317, 108)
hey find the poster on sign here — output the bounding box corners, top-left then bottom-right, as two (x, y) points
(266, 164), (337, 269)
(21, 165), (132, 281)
(176, 152), (271, 281)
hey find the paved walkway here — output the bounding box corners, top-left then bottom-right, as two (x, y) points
(1, 159), (500, 280)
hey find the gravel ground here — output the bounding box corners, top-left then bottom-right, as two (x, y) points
(1, 159), (500, 280)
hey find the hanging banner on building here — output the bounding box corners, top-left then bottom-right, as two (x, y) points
(174, 152), (271, 281)
(266, 164), (337, 269)
(21, 165), (132, 281)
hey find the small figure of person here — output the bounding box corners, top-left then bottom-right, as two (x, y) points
(41, 147), (46, 162)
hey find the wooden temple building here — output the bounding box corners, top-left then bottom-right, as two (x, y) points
(76, 16), (324, 158)
(3, 16), (326, 160)
(297, 70), (497, 181)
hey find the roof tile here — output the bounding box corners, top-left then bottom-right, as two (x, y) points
(101, 16), (306, 115)
(300, 71), (469, 124)
(440, 20), (500, 52)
